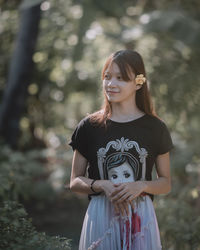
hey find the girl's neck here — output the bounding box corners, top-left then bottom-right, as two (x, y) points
(110, 102), (145, 122)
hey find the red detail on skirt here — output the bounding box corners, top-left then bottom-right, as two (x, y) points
(125, 219), (130, 250)
(121, 202), (142, 249)
(132, 213), (141, 234)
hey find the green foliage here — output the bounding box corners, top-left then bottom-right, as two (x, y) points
(0, 143), (56, 203)
(0, 200), (71, 250)
(156, 195), (200, 250)
(0, 143), (72, 249)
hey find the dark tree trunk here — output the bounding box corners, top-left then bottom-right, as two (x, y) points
(0, 3), (41, 148)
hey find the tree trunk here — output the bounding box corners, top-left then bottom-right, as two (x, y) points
(0, 3), (41, 148)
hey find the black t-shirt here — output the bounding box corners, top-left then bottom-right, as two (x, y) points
(69, 114), (174, 183)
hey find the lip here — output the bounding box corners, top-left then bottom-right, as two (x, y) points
(107, 91), (119, 94)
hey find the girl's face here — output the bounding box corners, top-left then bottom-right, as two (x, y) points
(103, 62), (140, 104)
(108, 161), (135, 184)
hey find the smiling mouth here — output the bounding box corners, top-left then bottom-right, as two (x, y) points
(107, 90), (119, 94)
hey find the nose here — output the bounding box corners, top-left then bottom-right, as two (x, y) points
(107, 78), (116, 87)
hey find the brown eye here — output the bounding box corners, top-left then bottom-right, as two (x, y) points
(117, 75), (122, 80)
(104, 74), (111, 80)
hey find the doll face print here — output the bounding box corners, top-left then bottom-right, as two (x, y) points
(103, 63), (140, 104)
(97, 137), (148, 182)
(108, 161), (135, 184)
(104, 152), (138, 184)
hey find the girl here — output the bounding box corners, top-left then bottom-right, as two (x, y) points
(69, 50), (173, 250)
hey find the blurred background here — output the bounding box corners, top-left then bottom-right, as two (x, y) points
(0, 0), (200, 249)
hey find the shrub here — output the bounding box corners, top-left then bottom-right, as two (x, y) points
(0, 200), (71, 250)
(0, 144), (56, 203)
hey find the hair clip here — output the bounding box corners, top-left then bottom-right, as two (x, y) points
(135, 74), (146, 85)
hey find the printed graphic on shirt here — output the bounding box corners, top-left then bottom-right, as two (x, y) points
(105, 153), (138, 184)
(97, 137), (148, 182)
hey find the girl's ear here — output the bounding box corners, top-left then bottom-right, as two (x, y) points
(136, 84), (143, 90)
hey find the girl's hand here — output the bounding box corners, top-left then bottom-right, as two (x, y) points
(101, 181), (133, 216)
(111, 181), (147, 203)
(94, 180), (131, 216)
(94, 180), (118, 198)
(113, 200), (133, 216)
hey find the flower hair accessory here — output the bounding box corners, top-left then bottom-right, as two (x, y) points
(135, 74), (146, 85)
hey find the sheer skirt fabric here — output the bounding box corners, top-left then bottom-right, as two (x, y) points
(79, 195), (162, 250)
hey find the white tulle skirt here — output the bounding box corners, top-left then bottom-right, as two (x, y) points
(79, 194), (162, 250)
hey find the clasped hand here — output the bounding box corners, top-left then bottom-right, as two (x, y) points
(103, 181), (146, 216)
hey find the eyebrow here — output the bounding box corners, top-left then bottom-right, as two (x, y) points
(104, 70), (121, 74)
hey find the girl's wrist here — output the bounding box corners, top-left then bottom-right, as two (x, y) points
(93, 180), (109, 192)
(139, 180), (148, 192)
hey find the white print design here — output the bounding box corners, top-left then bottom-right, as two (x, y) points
(97, 137), (148, 181)
(108, 161), (135, 184)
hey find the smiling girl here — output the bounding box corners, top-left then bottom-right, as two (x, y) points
(69, 50), (173, 249)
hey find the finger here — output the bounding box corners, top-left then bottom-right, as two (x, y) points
(111, 185), (124, 197)
(111, 187), (127, 200)
(113, 183), (121, 187)
(129, 200), (134, 211)
(129, 191), (140, 200)
(123, 201), (130, 216)
(118, 203), (125, 217)
(114, 203), (120, 215)
(128, 194), (137, 204)
(116, 193), (131, 203)
(121, 201), (129, 216)
(111, 189), (127, 202)
(120, 202), (129, 217)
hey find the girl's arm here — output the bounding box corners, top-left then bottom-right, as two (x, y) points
(110, 152), (171, 203)
(70, 149), (95, 194)
(70, 149), (119, 195)
(70, 149), (131, 216)
(142, 151), (171, 194)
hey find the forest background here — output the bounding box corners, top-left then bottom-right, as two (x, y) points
(0, 0), (200, 249)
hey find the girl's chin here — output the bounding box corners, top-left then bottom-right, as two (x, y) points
(107, 96), (120, 102)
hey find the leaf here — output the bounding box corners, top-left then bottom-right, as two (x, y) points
(143, 10), (200, 46)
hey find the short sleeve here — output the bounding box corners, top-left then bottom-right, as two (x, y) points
(68, 118), (89, 160)
(157, 122), (174, 155)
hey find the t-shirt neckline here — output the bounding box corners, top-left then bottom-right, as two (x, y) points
(107, 114), (148, 124)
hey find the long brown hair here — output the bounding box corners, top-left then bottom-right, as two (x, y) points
(89, 50), (157, 126)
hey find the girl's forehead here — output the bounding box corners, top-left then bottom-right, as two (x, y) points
(105, 62), (135, 79)
(105, 62), (121, 74)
